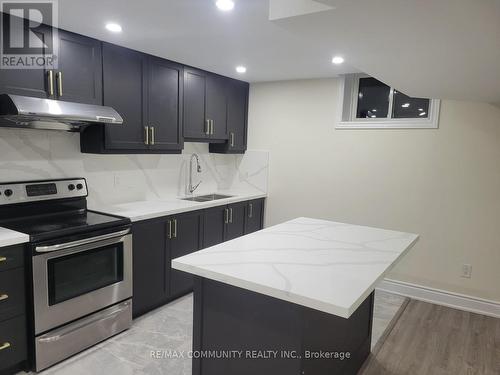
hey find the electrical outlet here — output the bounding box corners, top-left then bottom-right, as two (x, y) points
(461, 264), (472, 278)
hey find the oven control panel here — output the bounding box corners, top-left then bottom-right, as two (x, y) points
(0, 178), (88, 205)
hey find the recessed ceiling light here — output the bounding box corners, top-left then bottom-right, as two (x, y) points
(331, 56), (344, 65)
(236, 66), (247, 74)
(216, 0), (234, 11)
(402, 103), (410, 108)
(105, 23), (122, 33)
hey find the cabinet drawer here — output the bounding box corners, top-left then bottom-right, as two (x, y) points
(0, 315), (27, 371)
(0, 245), (24, 272)
(0, 268), (25, 322)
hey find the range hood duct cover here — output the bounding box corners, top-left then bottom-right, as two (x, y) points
(0, 94), (123, 132)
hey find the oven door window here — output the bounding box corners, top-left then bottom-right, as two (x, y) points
(47, 244), (124, 305)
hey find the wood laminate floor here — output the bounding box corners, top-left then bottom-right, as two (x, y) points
(360, 300), (500, 375)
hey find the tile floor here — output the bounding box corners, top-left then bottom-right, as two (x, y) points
(31, 290), (406, 375)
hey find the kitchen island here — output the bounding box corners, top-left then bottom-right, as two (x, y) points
(172, 217), (418, 375)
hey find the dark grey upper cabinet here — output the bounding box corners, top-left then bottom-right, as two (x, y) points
(147, 57), (183, 152)
(81, 43), (183, 154)
(206, 74), (227, 139)
(169, 211), (203, 297)
(0, 27), (102, 105)
(102, 42), (147, 151)
(183, 68), (227, 142)
(183, 69), (206, 139)
(0, 24), (52, 98)
(56, 30), (102, 105)
(210, 79), (249, 154)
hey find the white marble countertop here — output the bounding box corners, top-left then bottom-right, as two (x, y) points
(172, 217), (419, 318)
(91, 190), (267, 222)
(0, 227), (29, 247)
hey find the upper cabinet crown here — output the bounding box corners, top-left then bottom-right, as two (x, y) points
(0, 28), (102, 105)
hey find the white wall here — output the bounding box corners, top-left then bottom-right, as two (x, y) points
(0, 129), (269, 207)
(247, 78), (500, 302)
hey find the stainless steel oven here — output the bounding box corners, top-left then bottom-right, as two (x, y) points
(32, 229), (132, 334)
(32, 229), (133, 371)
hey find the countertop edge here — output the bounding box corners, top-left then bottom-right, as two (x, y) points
(172, 259), (351, 319)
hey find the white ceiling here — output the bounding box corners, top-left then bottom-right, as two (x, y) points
(58, 0), (500, 103)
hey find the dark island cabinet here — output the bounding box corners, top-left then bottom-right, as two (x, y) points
(133, 199), (265, 318)
(81, 43), (183, 154)
(209, 80), (249, 154)
(183, 68), (227, 142)
(0, 245), (28, 375)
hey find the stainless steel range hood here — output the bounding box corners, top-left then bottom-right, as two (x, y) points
(0, 94), (123, 132)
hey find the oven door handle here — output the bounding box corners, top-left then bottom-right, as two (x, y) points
(35, 229), (130, 253)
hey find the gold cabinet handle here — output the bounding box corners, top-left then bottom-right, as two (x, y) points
(144, 126), (150, 145)
(57, 71), (63, 97)
(230, 132), (235, 147)
(47, 70), (54, 96)
(229, 208), (233, 224)
(173, 219), (177, 238)
(0, 256), (6, 263)
(248, 203), (253, 218)
(150, 126), (155, 145)
(224, 208), (229, 224)
(0, 294), (8, 301)
(0, 342), (11, 351)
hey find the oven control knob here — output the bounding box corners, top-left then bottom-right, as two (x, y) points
(4, 189), (13, 197)
(76, 183), (83, 190)
(68, 184), (75, 191)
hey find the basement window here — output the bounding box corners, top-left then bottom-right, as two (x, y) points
(337, 74), (440, 129)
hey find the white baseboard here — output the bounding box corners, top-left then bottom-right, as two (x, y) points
(377, 279), (500, 319)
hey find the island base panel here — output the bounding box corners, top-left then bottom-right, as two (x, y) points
(193, 278), (374, 375)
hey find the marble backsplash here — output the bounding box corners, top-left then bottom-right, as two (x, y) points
(0, 128), (269, 206)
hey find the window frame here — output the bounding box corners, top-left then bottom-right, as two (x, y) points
(336, 74), (440, 129)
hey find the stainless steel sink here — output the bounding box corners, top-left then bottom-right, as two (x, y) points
(181, 194), (233, 202)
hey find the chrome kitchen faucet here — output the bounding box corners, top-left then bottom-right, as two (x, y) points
(188, 153), (202, 194)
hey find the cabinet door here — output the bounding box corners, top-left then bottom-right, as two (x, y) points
(102, 43), (148, 150)
(206, 74), (227, 139)
(169, 211), (202, 296)
(226, 80), (248, 152)
(245, 199), (265, 234)
(203, 206), (227, 248)
(56, 30), (102, 105)
(0, 24), (51, 98)
(183, 69), (207, 139)
(225, 202), (247, 241)
(132, 219), (168, 317)
(147, 57), (183, 151)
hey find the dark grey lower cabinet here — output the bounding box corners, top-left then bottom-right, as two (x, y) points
(132, 199), (265, 318)
(203, 206), (226, 248)
(245, 199), (265, 234)
(132, 218), (169, 317)
(0, 245), (28, 374)
(169, 211), (203, 297)
(225, 202), (247, 241)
